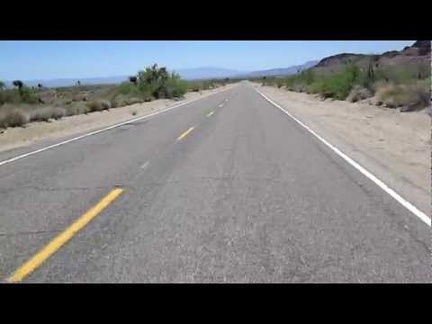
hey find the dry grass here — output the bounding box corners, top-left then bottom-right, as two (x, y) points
(65, 103), (90, 116)
(376, 81), (430, 110)
(126, 97), (143, 105)
(111, 96), (144, 108)
(29, 107), (66, 122)
(346, 85), (373, 102)
(0, 110), (29, 128)
(86, 99), (111, 112)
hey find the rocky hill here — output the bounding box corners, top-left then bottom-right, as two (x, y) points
(314, 41), (430, 74)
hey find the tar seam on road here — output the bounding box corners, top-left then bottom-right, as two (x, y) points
(256, 89), (431, 227)
(177, 127), (195, 141)
(0, 86), (236, 168)
(5, 187), (124, 283)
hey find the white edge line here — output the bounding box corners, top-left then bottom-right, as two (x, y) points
(256, 89), (431, 227)
(0, 86), (235, 168)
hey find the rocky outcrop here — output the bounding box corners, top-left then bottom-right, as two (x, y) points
(315, 41), (430, 69)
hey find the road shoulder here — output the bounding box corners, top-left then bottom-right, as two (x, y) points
(254, 83), (430, 218)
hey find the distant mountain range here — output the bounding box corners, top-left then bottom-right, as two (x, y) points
(175, 67), (244, 80)
(3, 60), (320, 88)
(236, 60), (319, 78)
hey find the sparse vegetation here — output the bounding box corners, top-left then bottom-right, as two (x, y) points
(254, 60), (430, 111)
(250, 41), (431, 111)
(0, 64), (234, 130)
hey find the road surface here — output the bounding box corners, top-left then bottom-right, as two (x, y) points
(0, 83), (430, 283)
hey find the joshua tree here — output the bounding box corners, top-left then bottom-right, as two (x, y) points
(129, 76), (137, 84)
(77, 80), (81, 87)
(12, 80), (24, 90)
(367, 60), (375, 83)
(37, 83), (43, 89)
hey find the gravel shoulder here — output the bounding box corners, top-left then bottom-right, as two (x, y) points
(0, 85), (234, 154)
(254, 84), (430, 217)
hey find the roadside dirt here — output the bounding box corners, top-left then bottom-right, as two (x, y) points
(0, 85), (234, 154)
(254, 84), (430, 217)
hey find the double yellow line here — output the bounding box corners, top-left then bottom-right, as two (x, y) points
(6, 188), (123, 283)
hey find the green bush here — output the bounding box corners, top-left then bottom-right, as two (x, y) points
(116, 82), (137, 96)
(164, 78), (187, 98)
(20, 87), (39, 104)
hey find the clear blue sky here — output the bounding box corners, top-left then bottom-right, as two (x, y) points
(0, 41), (415, 80)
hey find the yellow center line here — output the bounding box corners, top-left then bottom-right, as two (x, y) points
(6, 187), (124, 283)
(207, 111), (215, 117)
(177, 127), (195, 141)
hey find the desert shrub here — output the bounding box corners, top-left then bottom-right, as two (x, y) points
(0, 89), (23, 105)
(65, 103), (89, 116)
(51, 107), (66, 120)
(98, 99), (111, 110)
(86, 99), (111, 112)
(346, 85), (373, 102)
(29, 107), (65, 122)
(20, 87), (39, 104)
(116, 82), (138, 96)
(86, 101), (101, 112)
(30, 107), (55, 122)
(376, 81), (430, 110)
(110, 99), (118, 108)
(0, 110), (28, 128)
(126, 97), (143, 105)
(163, 78), (188, 98)
(72, 93), (88, 102)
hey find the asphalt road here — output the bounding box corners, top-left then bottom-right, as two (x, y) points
(0, 83), (430, 283)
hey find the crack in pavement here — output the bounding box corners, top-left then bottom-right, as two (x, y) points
(0, 228), (62, 237)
